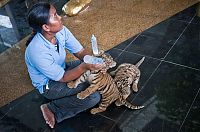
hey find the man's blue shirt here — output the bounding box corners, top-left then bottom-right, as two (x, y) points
(25, 26), (83, 93)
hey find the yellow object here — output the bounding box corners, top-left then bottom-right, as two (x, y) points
(62, 0), (92, 16)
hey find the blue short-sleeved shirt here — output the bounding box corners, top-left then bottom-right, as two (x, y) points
(25, 26), (83, 93)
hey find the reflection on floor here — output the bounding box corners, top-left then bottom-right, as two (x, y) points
(0, 3), (200, 131)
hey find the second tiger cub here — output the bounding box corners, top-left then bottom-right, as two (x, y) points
(110, 57), (145, 107)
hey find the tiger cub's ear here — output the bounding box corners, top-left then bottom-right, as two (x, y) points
(95, 50), (104, 56)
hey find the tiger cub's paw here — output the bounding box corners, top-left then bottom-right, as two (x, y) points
(67, 82), (76, 88)
(115, 100), (124, 106)
(132, 83), (138, 92)
(90, 108), (106, 114)
(77, 91), (88, 99)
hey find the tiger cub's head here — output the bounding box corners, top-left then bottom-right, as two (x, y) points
(98, 50), (116, 69)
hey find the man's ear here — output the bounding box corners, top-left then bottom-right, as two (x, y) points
(42, 24), (50, 32)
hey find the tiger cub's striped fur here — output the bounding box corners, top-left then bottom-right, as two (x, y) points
(110, 57), (145, 107)
(67, 51), (144, 114)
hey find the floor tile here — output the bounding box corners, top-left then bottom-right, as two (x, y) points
(0, 90), (48, 131)
(191, 15), (200, 25)
(141, 116), (179, 132)
(143, 19), (188, 41)
(179, 88), (200, 132)
(125, 33), (175, 59)
(4, 0), (31, 40)
(54, 112), (119, 132)
(116, 61), (200, 131)
(169, 3), (197, 22)
(0, 115), (37, 132)
(113, 35), (138, 50)
(106, 48), (123, 60)
(120, 19), (189, 59)
(165, 23), (200, 70)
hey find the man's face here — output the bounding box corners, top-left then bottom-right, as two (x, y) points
(47, 5), (63, 33)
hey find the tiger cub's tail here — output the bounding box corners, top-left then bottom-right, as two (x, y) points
(119, 97), (144, 109)
(135, 57), (145, 68)
(124, 100), (144, 109)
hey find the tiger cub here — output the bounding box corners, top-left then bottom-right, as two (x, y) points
(67, 51), (144, 114)
(110, 57), (145, 107)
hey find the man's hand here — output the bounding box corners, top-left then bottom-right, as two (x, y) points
(84, 62), (106, 71)
(92, 63), (107, 74)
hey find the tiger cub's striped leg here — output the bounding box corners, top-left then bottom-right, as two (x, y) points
(77, 85), (98, 99)
(91, 95), (117, 114)
(115, 93), (129, 106)
(115, 98), (124, 106)
(90, 107), (106, 114)
(67, 81), (76, 88)
(115, 84), (131, 106)
(132, 74), (140, 92)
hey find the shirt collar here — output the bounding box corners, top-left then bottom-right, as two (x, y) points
(37, 33), (58, 49)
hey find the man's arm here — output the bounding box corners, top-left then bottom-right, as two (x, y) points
(59, 61), (103, 83)
(59, 62), (87, 82)
(74, 48), (91, 61)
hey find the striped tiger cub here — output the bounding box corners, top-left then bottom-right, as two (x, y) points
(67, 51), (144, 114)
(110, 57), (145, 107)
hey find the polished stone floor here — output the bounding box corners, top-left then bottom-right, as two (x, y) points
(0, 1), (200, 132)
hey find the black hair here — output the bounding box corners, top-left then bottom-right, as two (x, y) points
(26, 2), (51, 46)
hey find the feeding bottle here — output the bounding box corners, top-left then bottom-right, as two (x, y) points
(91, 34), (99, 55)
(83, 55), (103, 64)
